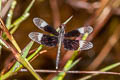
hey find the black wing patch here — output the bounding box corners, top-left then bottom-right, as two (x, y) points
(33, 18), (59, 36)
(64, 30), (80, 37)
(29, 32), (58, 47)
(63, 39), (79, 50)
(64, 26), (93, 37)
(63, 39), (93, 51)
(44, 25), (59, 36)
(41, 34), (58, 46)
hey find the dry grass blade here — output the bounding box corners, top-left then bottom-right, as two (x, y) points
(0, 18), (42, 80)
(87, 24), (120, 70)
(0, 17), (21, 53)
(20, 69), (120, 76)
(1, 0), (13, 18)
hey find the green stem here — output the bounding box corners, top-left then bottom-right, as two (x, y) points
(6, 0), (17, 29)
(1, 45), (43, 80)
(10, 0), (35, 29)
(9, 13), (29, 29)
(24, 0), (35, 14)
(79, 62), (120, 80)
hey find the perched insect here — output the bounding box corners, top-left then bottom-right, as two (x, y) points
(29, 16), (93, 69)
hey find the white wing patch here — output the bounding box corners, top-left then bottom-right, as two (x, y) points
(40, 21), (48, 28)
(79, 40), (86, 48)
(78, 26), (93, 34)
(78, 27), (85, 34)
(33, 18), (48, 28)
(86, 26), (93, 34)
(28, 32), (43, 44)
(79, 40), (93, 50)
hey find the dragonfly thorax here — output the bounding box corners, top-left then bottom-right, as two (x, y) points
(58, 25), (65, 42)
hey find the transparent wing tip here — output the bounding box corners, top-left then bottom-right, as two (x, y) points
(77, 26), (93, 34)
(28, 32), (37, 40)
(80, 41), (93, 50)
(33, 17), (48, 28)
(28, 32), (33, 39)
(33, 18), (41, 26)
(33, 17), (40, 23)
(28, 32), (43, 41)
(86, 26), (93, 34)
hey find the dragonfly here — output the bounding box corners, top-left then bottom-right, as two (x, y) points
(28, 16), (93, 69)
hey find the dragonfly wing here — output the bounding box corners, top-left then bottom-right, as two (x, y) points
(63, 39), (93, 51)
(64, 30), (81, 37)
(33, 18), (59, 36)
(78, 26), (93, 34)
(79, 40), (93, 50)
(29, 32), (43, 44)
(64, 26), (93, 37)
(29, 32), (58, 46)
(41, 34), (58, 46)
(63, 39), (79, 50)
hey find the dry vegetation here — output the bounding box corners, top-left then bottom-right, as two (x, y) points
(0, 0), (120, 80)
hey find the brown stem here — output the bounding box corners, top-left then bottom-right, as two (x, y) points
(49, 0), (61, 28)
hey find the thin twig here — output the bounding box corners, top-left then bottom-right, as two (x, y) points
(6, 0), (16, 29)
(79, 62), (120, 80)
(20, 69), (120, 76)
(1, 44), (44, 80)
(0, 18), (42, 80)
(30, 50), (47, 62)
(0, 17), (21, 53)
(1, 0), (36, 76)
(9, 0), (35, 30)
